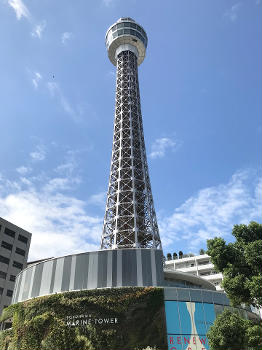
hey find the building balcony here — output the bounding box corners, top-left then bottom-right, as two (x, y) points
(175, 266), (198, 273)
(197, 263), (214, 272)
(201, 272), (223, 280)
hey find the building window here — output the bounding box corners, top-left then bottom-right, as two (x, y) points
(116, 22), (124, 29)
(6, 290), (13, 297)
(18, 234), (28, 244)
(4, 227), (15, 238)
(1, 241), (13, 251)
(15, 247), (25, 256)
(0, 287), (3, 295)
(0, 271), (7, 279)
(9, 275), (16, 282)
(13, 261), (23, 270)
(0, 255), (10, 265)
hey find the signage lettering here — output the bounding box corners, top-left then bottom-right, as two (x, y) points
(168, 335), (208, 348)
(65, 314), (118, 327)
(184, 337), (190, 344)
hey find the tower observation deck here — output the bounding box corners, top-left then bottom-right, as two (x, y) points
(101, 18), (162, 250)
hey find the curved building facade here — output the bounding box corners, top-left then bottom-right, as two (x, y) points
(12, 248), (163, 303)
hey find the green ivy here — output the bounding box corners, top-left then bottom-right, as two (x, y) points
(0, 287), (167, 350)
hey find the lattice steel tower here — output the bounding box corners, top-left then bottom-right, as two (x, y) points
(101, 18), (162, 250)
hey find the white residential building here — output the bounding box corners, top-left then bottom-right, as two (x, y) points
(165, 254), (224, 291)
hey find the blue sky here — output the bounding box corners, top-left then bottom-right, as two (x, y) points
(0, 0), (261, 260)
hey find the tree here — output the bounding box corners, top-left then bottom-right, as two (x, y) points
(199, 248), (205, 255)
(178, 251), (183, 259)
(207, 221), (262, 308)
(207, 309), (262, 350)
(166, 253), (172, 261)
(172, 252), (178, 260)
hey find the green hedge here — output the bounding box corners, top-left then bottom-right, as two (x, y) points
(0, 287), (167, 350)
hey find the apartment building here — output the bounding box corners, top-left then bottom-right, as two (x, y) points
(0, 217), (31, 315)
(165, 253), (223, 291)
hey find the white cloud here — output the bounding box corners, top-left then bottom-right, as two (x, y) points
(43, 177), (81, 193)
(61, 32), (73, 45)
(47, 82), (77, 120)
(32, 71), (42, 89)
(55, 162), (76, 176)
(149, 137), (177, 159)
(223, 2), (242, 22)
(31, 21), (46, 39)
(0, 174), (101, 261)
(30, 145), (46, 161)
(8, 0), (30, 20)
(16, 166), (32, 175)
(102, 0), (114, 6)
(88, 191), (106, 208)
(159, 170), (262, 252)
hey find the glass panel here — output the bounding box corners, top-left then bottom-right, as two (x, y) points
(123, 22), (131, 27)
(22, 267), (33, 300)
(213, 292), (225, 305)
(137, 33), (143, 41)
(4, 227), (15, 238)
(112, 25), (117, 31)
(39, 260), (53, 296)
(0, 271), (7, 279)
(214, 304), (224, 317)
(177, 288), (190, 301)
(221, 292), (230, 305)
(118, 29), (124, 36)
(117, 23), (124, 29)
(202, 290), (213, 303)
(18, 234), (28, 244)
(130, 29), (136, 36)
(194, 302), (207, 336)
(53, 258), (64, 293)
(178, 301), (191, 335)
(136, 26), (142, 33)
(130, 23), (136, 29)
(123, 29), (130, 35)
(189, 289), (203, 302)
(165, 301), (182, 350)
(203, 303), (216, 334)
(112, 32), (117, 39)
(141, 28), (146, 37)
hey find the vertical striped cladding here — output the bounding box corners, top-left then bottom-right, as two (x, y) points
(12, 249), (164, 303)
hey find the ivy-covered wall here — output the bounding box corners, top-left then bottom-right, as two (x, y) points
(0, 287), (167, 350)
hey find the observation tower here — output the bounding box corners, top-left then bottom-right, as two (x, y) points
(101, 17), (162, 250)
(7, 19), (254, 350)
